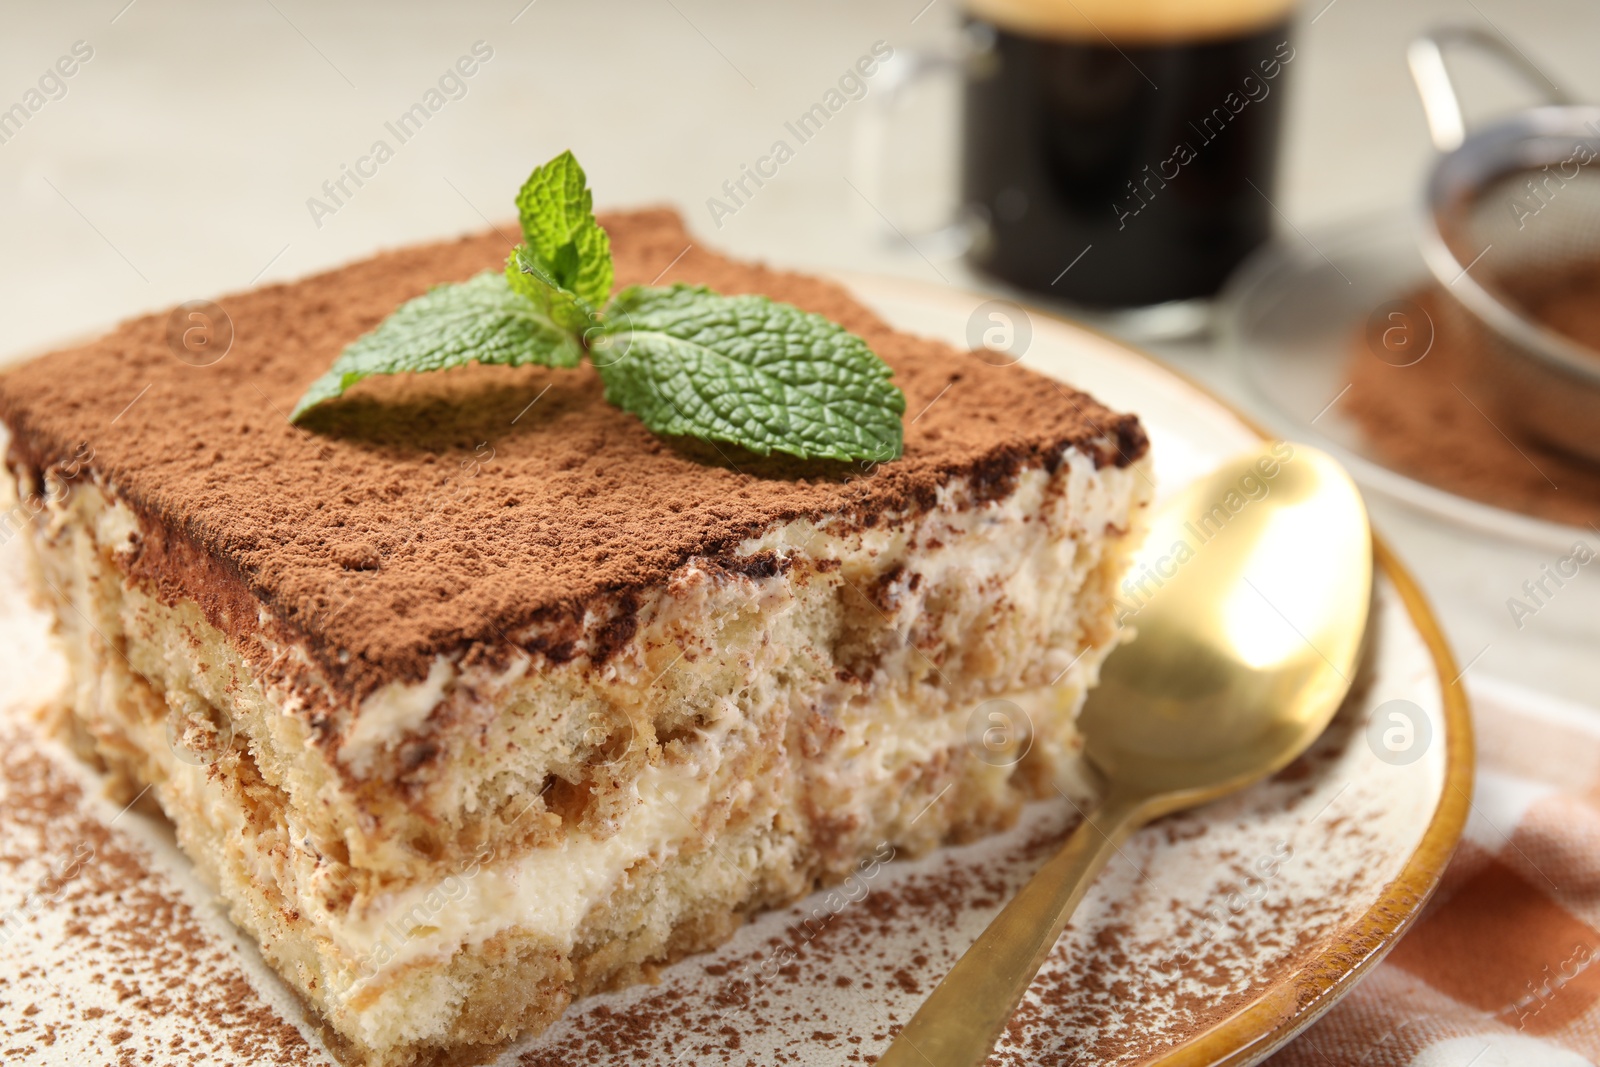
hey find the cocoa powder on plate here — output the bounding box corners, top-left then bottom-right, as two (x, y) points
(1343, 286), (1600, 527)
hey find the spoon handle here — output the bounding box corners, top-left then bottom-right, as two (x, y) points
(875, 790), (1149, 1067)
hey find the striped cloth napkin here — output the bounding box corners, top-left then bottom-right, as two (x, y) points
(1269, 675), (1600, 1067)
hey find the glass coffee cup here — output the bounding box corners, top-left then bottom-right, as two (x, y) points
(857, 0), (1297, 329)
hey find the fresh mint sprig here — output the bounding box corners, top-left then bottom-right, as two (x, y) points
(291, 151), (905, 463)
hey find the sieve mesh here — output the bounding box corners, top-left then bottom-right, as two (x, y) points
(1441, 157), (1600, 316)
(1426, 142), (1600, 463)
(1408, 26), (1600, 463)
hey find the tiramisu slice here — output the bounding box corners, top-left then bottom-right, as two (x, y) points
(0, 207), (1150, 1064)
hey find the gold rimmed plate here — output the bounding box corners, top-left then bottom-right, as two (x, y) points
(0, 276), (1472, 1066)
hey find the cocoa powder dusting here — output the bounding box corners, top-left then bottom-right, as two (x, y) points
(513, 802), (1366, 1066)
(0, 209), (1146, 699)
(500, 691), (1388, 1065)
(1343, 286), (1600, 527)
(0, 724), (324, 1066)
(6, 703), (1363, 1065)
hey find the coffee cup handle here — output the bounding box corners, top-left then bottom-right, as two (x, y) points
(1407, 26), (1571, 152)
(849, 49), (974, 258)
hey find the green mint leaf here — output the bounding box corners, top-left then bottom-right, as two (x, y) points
(515, 150), (613, 308)
(505, 246), (596, 335)
(593, 284), (905, 462)
(551, 241), (581, 291)
(295, 150), (906, 465)
(290, 271), (582, 421)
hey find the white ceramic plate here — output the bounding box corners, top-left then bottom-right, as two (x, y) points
(0, 275), (1471, 1067)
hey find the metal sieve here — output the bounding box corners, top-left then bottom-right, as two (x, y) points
(1409, 26), (1600, 465)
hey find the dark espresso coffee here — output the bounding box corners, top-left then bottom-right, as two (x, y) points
(961, 0), (1295, 308)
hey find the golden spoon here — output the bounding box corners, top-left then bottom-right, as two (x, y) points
(877, 442), (1371, 1066)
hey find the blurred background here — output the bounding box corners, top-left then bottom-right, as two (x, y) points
(4, 0), (1599, 700)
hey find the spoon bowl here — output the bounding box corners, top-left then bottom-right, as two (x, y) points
(1079, 441), (1371, 811)
(877, 442), (1371, 1066)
